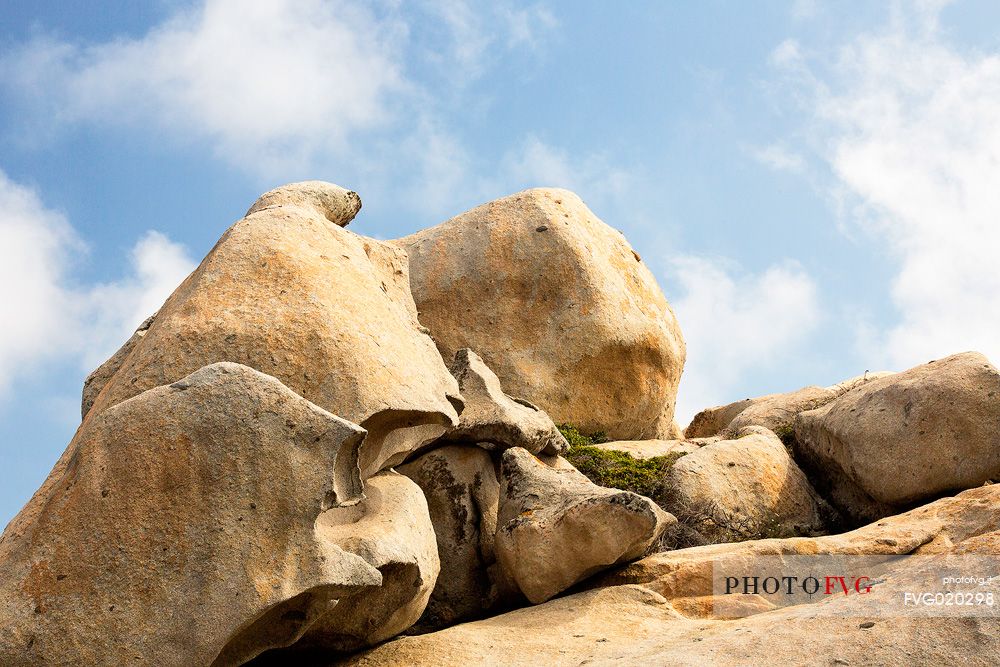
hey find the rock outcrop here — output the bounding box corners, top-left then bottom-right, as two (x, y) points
(794, 352), (1000, 522)
(397, 188), (686, 440)
(346, 485), (1000, 667)
(10, 180), (999, 666)
(660, 427), (829, 543)
(442, 349), (567, 455)
(398, 445), (509, 630)
(83, 181), (461, 478)
(495, 447), (675, 603)
(0, 363), (380, 667)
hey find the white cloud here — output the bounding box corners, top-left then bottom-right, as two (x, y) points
(0, 172), (79, 388)
(0, 170), (196, 397)
(0, 0), (560, 183)
(2, 0), (405, 171)
(774, 2), (1000, 369)
(668, 256), (821, 424)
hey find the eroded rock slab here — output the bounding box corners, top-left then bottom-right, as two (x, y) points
(397, 188), (686, 440)
(495, 447), (674, 603)
(81, 313), (155, 419)
(0, 363), (379, 667)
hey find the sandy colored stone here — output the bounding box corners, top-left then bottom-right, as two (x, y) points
(80, 313), (155, 419)
(282, 471), (440, 654)
(495, 447), (675, 603)
(0, 363), (380, 667)
(84, 182), (460, 479)
(443, 349), (567, 455)
(794, 352), (1000, 522)
(396, 188), (685, 441)
(398, 445), (511, 630)
(345, 485), (1000, 667)
(660, 426), (828, 543)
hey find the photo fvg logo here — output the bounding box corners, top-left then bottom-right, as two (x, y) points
(723, 575), (873, 596)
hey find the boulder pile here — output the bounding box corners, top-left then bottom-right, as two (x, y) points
(2, 181), (997, 666)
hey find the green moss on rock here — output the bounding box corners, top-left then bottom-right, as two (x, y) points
(558, 424), (684, 498)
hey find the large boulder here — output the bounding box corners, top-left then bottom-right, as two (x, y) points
(398, 445), (510, 630)
(442, 349), (567, 455)
(0, 363), (381, 667)
(396, 188), (686, 440)
(660, 427), (830, 543)
(83, 181), (461, 478)
(495, 447), (675, 603)
(346, 486), (1000, 667)
(794, 352), (1000, 522)
(282, 471), (440, 654)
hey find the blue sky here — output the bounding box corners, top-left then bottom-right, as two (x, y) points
(3, 0), (1000, 527)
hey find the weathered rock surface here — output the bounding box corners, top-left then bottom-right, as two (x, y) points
(285, 471), (440, 654)
(398, 445), (510, 630)
(84, 182), (461, 478)
(81, 313), (155, 419)
(397, 188), (686, 441)
(495, 447), (675, 603)
(794, 352), (1000, 522)
(661, 427), (829, 543)
(346, 485), (1000, 667)
(684, 372), (893, 439)
(443, 349), (567, 455)
(0, 363), (381, 667)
